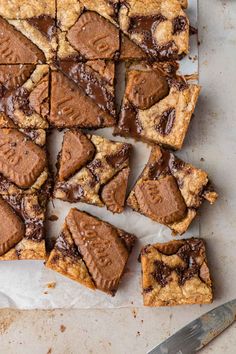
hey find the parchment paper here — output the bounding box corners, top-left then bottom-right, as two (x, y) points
(0, 1), (199, 309)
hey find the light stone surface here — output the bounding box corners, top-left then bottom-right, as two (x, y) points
(0, 1), (236, 353)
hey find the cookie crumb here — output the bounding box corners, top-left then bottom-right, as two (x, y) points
(48, 215), (59, 221)
(60, 325), (66, 333)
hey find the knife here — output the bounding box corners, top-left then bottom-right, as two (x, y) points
(148, 299), (236, 354)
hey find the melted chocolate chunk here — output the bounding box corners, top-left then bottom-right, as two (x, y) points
(148, 150), (174, 179)
(118, 102), (143, 137)
(58, 184), (84, 202)
(27, 15), (56, 40)
(87, 159), (102, 182)
(157, 41), (179, 60)
(55, 232), (81, 259)
(167, 77), (188, 91)
(151, 239), (204, 287)
(155, 108), (176, 136)
(25, 220), (44, 241)
(152, 260), (172, 287)
(0, 87), (34, 119)
(172, 16), (188, 35)
(118, 231), (136, 253)
(143, 286), (153, 293)
(59, 62), (115, 116)
(128, 15), (167, 58)
(106, 145), (130, 168)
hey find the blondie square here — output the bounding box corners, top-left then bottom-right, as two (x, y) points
(0, 192), (47, 260)
(49, 60), (116, 128)
(0, 1), (57, 64)
(119, 0), (189, 60)
(141, 238), (213, 306)
(46, 208), (136, 295)
(54, 130), (131, 213)
(0, 64), (49, 129)
(57, 0), (120, 61)
(127, 146), (218, 235)
(115, 61), (200, 150)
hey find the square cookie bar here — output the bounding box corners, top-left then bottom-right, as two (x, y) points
(0, 1), (57, 64)
(0, 64), (49, 129)
(57, 0), (120, 61)
(141, 238), (213, 306)
(118, 0), (189, 60)
(127, 146), (218, 235)
(49, 60), (116, 128)
(115, 61), (200, 150)
(54, 130), (131, 213)
(0, 129), (49, 196)
(0, 192), (47, 260)
(46, 208), (136, 295)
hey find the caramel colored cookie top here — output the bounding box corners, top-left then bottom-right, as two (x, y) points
(67, 11), (119, 59)
(58, 130), (95, 181)
(101, 167), (130, 213)
(134, 175), (186, 224)
(126, 69), (169, 109)
(0, 17), (45, 64)
(0, 129), (47, 188)
(66, 209), (129, 294)
(0, 197), (25, 255)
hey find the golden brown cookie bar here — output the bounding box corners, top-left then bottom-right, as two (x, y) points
(0, 2), (57, 64)
(0, 129), (49, 195)
(49, 60), (116, 128)
(57, 0), (120, 61)
(141, 238), (213, 306)
(46, 208), (136, 295)
(0, 193), (47, 260)
(54, 130), (131, 213)
(0, 0), (56, 19)
(127, 146), (218, 235)
(0, 64), (50, 129)
(118, 0), (189, 60)
(114, 61), (200, 150)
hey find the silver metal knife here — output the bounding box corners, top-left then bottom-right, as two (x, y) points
(148, 299), (236, 354)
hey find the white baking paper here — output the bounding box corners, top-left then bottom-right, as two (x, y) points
(0, 1), (199, 309)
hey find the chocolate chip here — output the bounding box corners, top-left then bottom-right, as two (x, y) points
(155, 108), (176, 136)
(173, 16), (188, 35)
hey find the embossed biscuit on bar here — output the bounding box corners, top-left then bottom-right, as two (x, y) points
(114, 61), (200, 150)
(141, 238), (213, 306)
(0, 129), (48, 195)
(0, 17), (46, 64)
(0, 193), (47, 260)
(0, 64), (50, 129)
(119, 0), (189, 60)
(0, 1), (57, 64)
(0, 129), (46, 188)
(46, 208), (136, 295)
(127, 146), (218, 235)
(57, 0), (120, 61)
(49, 60), (116, 129)
(54, 130), (131, 214)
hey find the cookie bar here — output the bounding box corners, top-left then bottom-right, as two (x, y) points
(0, 129), (49, 195)
(0, 193), (47, 260)
(57, 0), (120, 61)
(54, 130), (131, 213)
(115, 62), (200, 150)
(49, 60), (116, 128)
(141, 238), (213, 306)
(0, 64), (50, 129)
(0, 1), (57, 64)
(46, 208), (136, 295)
(127, 146), (218, 235)
(118, 0), (189, 60)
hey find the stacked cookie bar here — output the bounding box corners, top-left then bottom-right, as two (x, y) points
(0, 0), (218, 303)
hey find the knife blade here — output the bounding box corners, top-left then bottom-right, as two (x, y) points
(148, 299), (236, 354)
